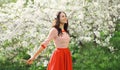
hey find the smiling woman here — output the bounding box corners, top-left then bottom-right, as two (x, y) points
(27, 11), (73, 70)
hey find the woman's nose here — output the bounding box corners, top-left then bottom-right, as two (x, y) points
(64, 17), (67, 20)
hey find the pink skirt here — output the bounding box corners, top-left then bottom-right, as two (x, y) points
(47, 48), (73, 70)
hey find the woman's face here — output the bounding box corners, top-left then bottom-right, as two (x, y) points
(60, 12), (67, 24)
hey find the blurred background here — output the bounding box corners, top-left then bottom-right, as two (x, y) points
(0, 0), (120, 70)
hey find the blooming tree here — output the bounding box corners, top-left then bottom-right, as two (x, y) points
(0, 0), (120, 66)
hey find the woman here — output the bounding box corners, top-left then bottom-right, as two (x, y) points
(27, 11), (73, 70)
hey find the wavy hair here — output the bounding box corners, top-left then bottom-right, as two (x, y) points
(52, 11), (69, 36)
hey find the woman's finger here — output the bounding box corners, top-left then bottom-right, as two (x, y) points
(27, 59), (33, 65)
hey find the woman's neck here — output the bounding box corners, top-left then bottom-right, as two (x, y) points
(60, 23), (64, 30)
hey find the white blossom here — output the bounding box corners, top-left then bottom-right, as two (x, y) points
(0, 0), (119, 59)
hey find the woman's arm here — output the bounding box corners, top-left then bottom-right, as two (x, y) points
(26, 46), (44, 65)
(26, 28), (57, 65)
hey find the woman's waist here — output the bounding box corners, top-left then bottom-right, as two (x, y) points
(55, 46), (69, 50)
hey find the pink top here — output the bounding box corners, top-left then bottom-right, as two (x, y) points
(41, 28), (70, 48)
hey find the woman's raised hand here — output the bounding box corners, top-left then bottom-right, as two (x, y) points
(26, 57), (34, 65)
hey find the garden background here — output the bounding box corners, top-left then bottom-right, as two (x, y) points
(0, 0), (120, 70)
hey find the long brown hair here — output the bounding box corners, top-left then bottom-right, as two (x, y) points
(52, 11), (69, 36)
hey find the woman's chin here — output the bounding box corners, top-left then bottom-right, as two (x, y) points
(64, 21), (67, 24)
